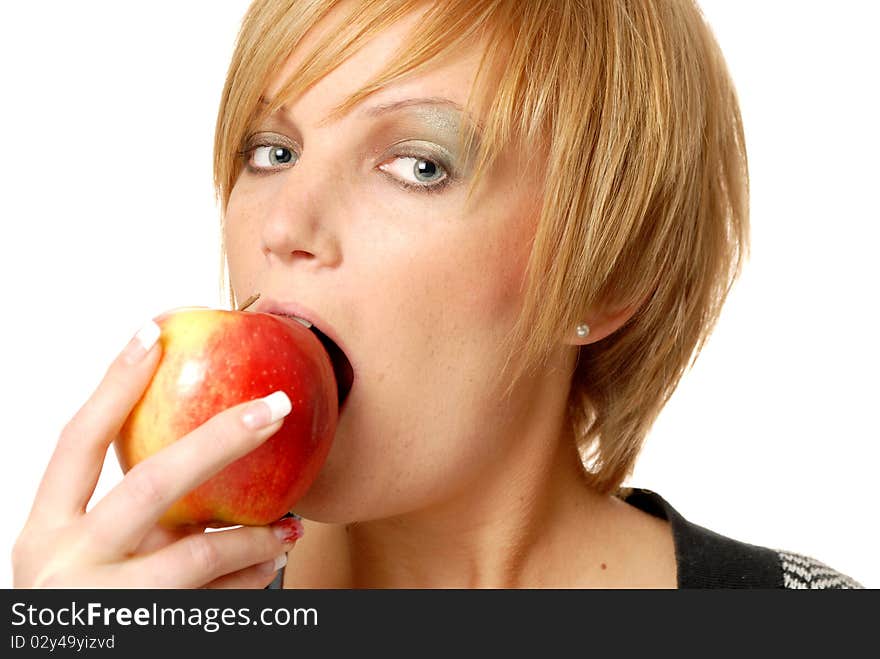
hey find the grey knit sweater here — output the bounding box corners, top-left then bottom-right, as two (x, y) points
(620, 487), (864, 588)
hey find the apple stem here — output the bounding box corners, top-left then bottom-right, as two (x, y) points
(238, 293), (260, 311)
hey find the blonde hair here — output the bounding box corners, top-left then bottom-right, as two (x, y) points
(213, 0), (749, 495)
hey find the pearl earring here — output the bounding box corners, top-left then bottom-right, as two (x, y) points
(575, 323), (590, 339)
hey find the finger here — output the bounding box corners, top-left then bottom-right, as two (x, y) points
(82, 392), (291, 558)
(30, 320), (162, 522)
(71, 558), (283, 589)
(116, 524), (291, 588)
(203, 555), (287, 589)
(132, 523), (207, 556)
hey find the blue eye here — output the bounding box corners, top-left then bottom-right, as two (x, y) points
(415, 159), (439, 180)
(249, 145), (297, 169)
(379, 155), (451, 194)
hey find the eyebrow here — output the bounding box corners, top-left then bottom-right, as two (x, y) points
(258, 95), (483, 132)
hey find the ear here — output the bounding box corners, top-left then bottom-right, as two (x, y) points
(565, 300), (643, 346)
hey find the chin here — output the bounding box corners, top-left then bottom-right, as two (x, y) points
(289, 476), (356, 524)
(289, 396), (477, 524)
(288, 425), (375, 523)
(290, 454), (416, 525)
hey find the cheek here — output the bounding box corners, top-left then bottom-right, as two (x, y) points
(223, 183), (265, 296)
(445, 210), (535, 325)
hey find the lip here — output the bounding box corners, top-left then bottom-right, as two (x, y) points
(249, 295), (355, 406)
(250, 296), (349, 362)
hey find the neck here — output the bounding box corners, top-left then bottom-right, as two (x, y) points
(342, 356), (615, 588)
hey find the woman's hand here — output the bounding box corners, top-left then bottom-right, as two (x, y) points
(12, 320), (302, 588)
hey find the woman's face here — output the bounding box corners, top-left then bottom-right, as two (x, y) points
(224, 5), (554, 522)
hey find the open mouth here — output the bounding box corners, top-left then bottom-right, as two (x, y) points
(308, 324), (354, 410)
(275, 313), (354, 410)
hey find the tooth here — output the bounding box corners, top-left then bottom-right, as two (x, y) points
(292, 316), (313, 329)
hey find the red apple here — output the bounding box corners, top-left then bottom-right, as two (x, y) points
(115, 306), (338, 527)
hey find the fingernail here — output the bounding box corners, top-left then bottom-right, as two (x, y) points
(272, 516), (304, 548)
(123, 320), (161, 365)
(242, 391), (292, 430)
(260, 552), (287, 575)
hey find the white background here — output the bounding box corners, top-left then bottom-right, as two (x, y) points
(0, 1), (877, 588)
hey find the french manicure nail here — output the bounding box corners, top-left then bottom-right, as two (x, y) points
(260, 552), (287, 575)
(242, 391), (292, 430)
(272, 553), (288, 571)
(123, 320), (161, 365)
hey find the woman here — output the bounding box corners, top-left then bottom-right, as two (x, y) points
(13, 0), (863, 588)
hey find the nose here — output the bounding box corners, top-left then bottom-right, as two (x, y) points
(259, 166), (343, 268)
